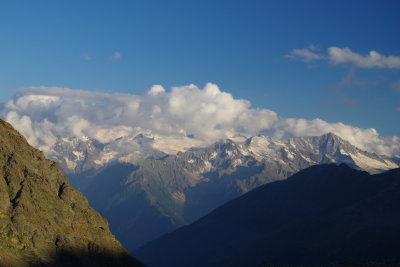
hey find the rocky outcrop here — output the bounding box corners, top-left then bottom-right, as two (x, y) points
(0, 119), (143, 267)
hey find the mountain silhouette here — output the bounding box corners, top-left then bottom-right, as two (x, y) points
(135, 163), (400, 267)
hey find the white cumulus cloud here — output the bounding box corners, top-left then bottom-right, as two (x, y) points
(1, 84), (399, 157)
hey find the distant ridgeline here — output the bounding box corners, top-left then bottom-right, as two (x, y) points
(134, 164), (400, 267)
(0, 119), (143, 267)
(64, 133), (399, 251)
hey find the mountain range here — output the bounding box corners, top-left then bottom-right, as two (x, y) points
(55, 132), (398, 251)
(50, 132), (398, 175)
(1, 117), (399, 266)
(134, 163), (400, 266)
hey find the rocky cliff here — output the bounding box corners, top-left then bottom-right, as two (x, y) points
(0, 119), (143, 267)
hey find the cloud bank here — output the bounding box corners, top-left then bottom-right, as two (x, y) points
(288, 46), (400, 69)
(328, 47), (400, 69)
(1, 84), (399, 157)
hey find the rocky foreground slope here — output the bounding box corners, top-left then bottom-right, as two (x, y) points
(0, 119), (142, 267)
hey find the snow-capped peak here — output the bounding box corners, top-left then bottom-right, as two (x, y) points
(47, 132), (399, 174)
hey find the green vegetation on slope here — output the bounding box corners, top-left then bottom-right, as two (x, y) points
(0, 119), (143, 267)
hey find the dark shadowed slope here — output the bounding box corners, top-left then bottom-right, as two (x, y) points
(135, 163), (400, 267)
(75, 133), (399, 251)
(78, 162), (177, 251)
(0, 119), (143, 267)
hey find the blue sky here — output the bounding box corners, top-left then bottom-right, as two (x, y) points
(1, 0), (399, 136)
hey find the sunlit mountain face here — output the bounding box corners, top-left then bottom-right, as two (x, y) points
(0, 119), (143, 267)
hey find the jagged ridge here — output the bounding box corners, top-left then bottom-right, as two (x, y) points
(76, 133), (399, 251)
